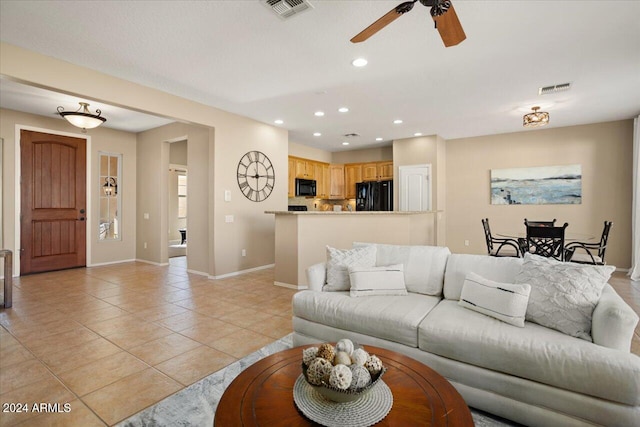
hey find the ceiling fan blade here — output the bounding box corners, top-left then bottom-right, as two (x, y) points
(351, 1), (415, 43)
(432, 3), (466, 47)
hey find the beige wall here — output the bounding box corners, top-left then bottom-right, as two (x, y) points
(288, 141), (332, 163)
(331, 146), (393, 164)
(1, 42), (288, 278)
(0, 108), (137, 271)
(445, 120), (633, 269)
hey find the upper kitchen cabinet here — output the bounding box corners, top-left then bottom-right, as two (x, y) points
(288, 157), (296, 197)
(344, 164), (362, 199)
(329, 164), (344, 199)
(294, 157), (315, 179)
(314, 162), (330, 198)
(362, 161), (393, 181)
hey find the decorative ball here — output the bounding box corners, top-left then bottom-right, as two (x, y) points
(333, 351), (351, 366)
(307, 358), (332, 385)
(329, 364), (352, 390)
(302, 347), (318, 366)
(365, 354), (383, 375)
(336, 338), (355, 356)
(348, 365), (372, 390)
(351, 348), (368, 366)
(317, 343), (336, 364)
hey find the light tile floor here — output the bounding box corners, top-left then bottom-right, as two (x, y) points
(0, 257), (295, 426)
(0, 260), (638, 426)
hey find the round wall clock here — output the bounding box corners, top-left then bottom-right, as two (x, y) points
(237, 151), (275, 202)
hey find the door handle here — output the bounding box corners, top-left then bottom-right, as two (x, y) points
(78, 217), (85, 221)
(80, 209), (86, 214)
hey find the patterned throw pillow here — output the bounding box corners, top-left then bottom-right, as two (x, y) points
(515, 253), (615, 340)
(459, 272), (531, 327)
(348, 264), (407, 297)
(325, 245), (377, 291)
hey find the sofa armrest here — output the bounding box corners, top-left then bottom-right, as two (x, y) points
(592, 284), (639, 351)
(306, 262), (326, 292)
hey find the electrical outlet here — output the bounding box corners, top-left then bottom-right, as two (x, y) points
(464, 240), (470, 246)
(225, 215), (234, 223)
(242, 249), (246, 257)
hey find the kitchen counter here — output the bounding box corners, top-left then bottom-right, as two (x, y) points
(266, 211), (436, 215)
(268, 210), (439, 288)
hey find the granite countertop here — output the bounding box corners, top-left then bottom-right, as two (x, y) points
(265, 211), (438, 215)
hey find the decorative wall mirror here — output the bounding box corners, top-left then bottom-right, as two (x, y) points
(99, 152), (122, 241)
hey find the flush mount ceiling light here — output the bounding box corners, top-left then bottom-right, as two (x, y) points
(351, 58), (368, 67)
(393, 119), (403, 124)
(342, 141), (350, 146)
(274, 119), (284, 124)
(523, 106), (550, 128)
(338, 107), (349, 113)
(376, 137), (383, 141)
(414, 132), (423, 136)
(314, 111), (325, 117)
(57, 102), (106, 131)
(313, 132), (322, 136)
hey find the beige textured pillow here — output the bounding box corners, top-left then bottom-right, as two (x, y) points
(324, 245), (377, 291)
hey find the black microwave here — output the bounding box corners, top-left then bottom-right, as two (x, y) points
(295, 178), (316, 197)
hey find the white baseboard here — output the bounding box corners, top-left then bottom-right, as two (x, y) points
(87, 259), (137, 268)
(186, 268), (208, 277)
(210, 263), (275, 280)
(135, 258), (169, 267)
(274, 281), (307, 290)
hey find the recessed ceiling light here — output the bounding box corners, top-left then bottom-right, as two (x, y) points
(313, 132), (322, 137)
(393, 119), (403, 124)
(351, 58), (368, 67)
(314, 111), (325, 117)
(338, 107), (349, 113)
(274, 119), (284, 125)
(414, 132), (422, 136)
(376, 137), (383, 141)
(342, 142), (350, 146)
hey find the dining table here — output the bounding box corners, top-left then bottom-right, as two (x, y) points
(496, 231), (595, 242)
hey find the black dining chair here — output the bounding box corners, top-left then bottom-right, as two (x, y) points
(524, 218), (557, 227)
(521, 222), (569, 261)
(481, 218), (522, 257)
(564, 221), (613, 265)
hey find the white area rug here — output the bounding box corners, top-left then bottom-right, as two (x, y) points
(117, 334), (520, 426)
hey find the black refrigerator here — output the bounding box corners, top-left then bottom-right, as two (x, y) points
(355, 180), (393, 211)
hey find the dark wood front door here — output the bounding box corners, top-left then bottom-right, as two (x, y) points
(20, 130), (87, 274)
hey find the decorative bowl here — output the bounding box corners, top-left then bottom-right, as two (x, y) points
(302, 364), (386, 403)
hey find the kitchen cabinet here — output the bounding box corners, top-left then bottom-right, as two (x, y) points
(362, 161), (393, 181)
(344, 164), (362, 199)
(329, 164), (344, 199)
(294, 158), (315, 179)
(314, 162), (330, 198)
(288, 157), (296, 197)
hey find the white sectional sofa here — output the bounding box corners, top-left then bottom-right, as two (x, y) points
(292, 244), (640, 427)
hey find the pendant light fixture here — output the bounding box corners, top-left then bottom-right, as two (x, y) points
(57, 102), (106, 131)
(523, 106), (549, 128)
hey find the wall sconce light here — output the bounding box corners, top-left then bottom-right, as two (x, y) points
(103, 177), (117, 196)
(57, 102), (107, 132)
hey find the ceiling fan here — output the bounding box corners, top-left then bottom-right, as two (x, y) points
(351, 0), (466, 47)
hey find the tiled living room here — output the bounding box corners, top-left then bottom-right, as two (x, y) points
(1, 1), (640, 426)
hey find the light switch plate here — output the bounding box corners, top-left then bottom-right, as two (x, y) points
(225, 215), (234, 223)
(224, 190), (231, 202)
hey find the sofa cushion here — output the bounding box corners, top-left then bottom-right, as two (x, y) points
(459, 272), (531, 327)
(353, 243), (450, 296)
(515, 253), (615, 341)
(325, 245), (377, 291)
(293, 290), (440, 347)
(348, 264), (407, 297)
(443, 254), (523, 301)
(419, 300), (640, 405)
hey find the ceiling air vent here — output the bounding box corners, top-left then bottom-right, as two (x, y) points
(343, 133), (360, 138)
(262, 0), (314, 20)
(538, 82), (572, 95)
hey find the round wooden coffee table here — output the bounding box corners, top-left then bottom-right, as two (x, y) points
(215, 345), (473, 426)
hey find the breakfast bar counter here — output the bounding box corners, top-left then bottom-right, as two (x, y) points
(266, 211), (438, 288)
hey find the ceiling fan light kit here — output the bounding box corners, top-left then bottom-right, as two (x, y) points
(351, 0), (465, 47)
(57, 102), (106, 131)
(523, 106), (550, 128)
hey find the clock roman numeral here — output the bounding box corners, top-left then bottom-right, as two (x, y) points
(239, 181), (249, 190)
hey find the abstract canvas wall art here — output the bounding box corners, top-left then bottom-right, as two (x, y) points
(491, 165), (582, 205)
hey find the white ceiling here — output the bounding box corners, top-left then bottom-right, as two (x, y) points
(1, 1), (639, 151)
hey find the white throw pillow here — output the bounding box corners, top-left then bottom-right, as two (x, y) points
(348, 264), (408, 297)
(325, 245), (377, 291)
(459, 272), (531, 327)
(515, 253), (615, 340)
